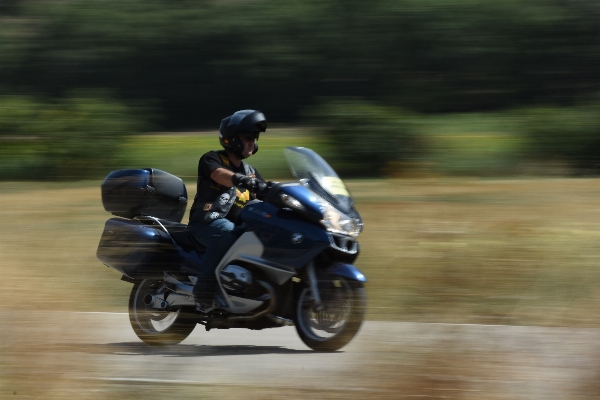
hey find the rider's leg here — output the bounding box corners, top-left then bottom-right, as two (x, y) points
(189, 218), (240, 305)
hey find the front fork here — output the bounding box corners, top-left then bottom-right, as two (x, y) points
(306, 261), (324, 311)
(304, 261), (367, 311)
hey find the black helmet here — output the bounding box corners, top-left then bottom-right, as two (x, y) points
(219, 110), (267, 158)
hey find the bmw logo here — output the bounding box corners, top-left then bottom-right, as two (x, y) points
(291, 233), (304, 244)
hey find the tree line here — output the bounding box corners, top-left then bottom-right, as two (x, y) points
(1, 0), (599, 178)
(1, 0), (599, 126)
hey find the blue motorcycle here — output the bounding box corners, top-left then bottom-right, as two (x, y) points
(97, 147), (367, 351)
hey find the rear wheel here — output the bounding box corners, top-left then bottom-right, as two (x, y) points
(129, 279), (196, 346)
(294, 276), (366, 352)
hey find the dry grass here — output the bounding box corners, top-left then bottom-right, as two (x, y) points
(0, 181), (127, 311)
(351, 178), (600, 326)
(2, 177), (600, 328)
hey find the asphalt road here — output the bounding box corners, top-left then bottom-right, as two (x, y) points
(2, 310), (600, 399)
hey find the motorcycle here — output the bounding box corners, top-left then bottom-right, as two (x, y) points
(97, 146), (367, 351)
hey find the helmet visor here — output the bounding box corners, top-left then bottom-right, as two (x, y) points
(239, 131), (259, 141)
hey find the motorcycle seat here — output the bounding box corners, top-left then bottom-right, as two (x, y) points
(139, 217), (206, 252)
(167, 227), (206, 252)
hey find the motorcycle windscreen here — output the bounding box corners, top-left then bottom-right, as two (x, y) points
(284, 146), (354, 214)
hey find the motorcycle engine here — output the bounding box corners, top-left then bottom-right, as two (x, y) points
(220, 265), (253, 295)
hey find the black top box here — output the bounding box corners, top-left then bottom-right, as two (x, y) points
(101, 168), (188, 222)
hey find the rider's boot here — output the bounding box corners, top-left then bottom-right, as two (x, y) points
(194, 277), (217, 313)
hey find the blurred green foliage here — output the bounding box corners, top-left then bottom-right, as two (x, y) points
(0, 94), (148, 179)
(521, 101), (600, 172)
(0, 0), (597, 126)
(1, 0), (600, 178)
(311, 100), (600, 176)
(418, 112), (525, 176)
(307, 99), (421, 177)
(114, 130), (324, 181)
(3, 95), (600, 180)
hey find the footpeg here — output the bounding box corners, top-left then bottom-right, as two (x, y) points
(196, 301), (216, 313)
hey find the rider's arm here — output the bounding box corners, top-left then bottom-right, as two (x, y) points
(199, 152), (235, 187)
(210, 168), (235, 187)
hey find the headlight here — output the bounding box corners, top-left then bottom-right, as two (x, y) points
(318, 201), (363, 238)
(280, 193), (305, 211)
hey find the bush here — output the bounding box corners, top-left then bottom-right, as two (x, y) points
(522, 102), (600, 172)
(307, 99), (421, 177)
(0, 93), (150, 180)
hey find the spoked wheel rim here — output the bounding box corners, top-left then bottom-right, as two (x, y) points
(296, 278), (353, 341)
(132, 280), (181, 334)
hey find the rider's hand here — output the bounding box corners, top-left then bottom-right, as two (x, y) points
(256, 181), (268, 194)
(254, 180), (275, 200)
(232, 173), (258, 190)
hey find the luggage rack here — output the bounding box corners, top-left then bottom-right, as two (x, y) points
(133, 216), (204, 251)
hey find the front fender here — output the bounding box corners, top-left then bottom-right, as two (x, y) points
(324, 263), (367, 282)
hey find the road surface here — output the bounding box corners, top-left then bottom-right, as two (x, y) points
(2, 310), (600, 399)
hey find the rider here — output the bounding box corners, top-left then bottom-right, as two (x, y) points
(188, 109), (268, 310)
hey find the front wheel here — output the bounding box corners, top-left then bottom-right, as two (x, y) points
(129, 279), (196, 346)
(294, 276), (366, 352)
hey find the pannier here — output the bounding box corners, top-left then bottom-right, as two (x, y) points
(97, 217), (179, 278)
(101, 168), (187, 222)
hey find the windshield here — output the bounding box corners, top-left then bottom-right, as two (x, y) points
(284, 146), (354, 214)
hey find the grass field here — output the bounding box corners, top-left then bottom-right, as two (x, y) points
(2, 176), (600, 327)
(116, 115), (528, 179)
(2, 111), (535, 180)
(113, 128), (327, 181)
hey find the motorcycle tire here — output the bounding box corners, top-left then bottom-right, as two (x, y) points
(294, 276), (366, 352)
(128, 279), (197, 346)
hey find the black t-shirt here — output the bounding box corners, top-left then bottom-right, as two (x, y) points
(192, 150), (263, 223)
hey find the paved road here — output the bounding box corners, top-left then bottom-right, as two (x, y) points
(2, 310), (600, 399)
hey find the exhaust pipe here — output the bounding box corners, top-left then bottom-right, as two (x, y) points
(143, 293), (154, 306)
(143, 293), (169, 310)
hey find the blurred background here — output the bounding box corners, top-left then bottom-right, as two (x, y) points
(2, 0), (600, 398)
(1, 0), (600, 180)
